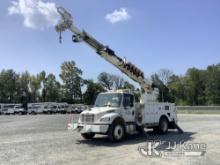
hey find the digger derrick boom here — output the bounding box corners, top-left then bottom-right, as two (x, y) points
(55, 7), (152, 93)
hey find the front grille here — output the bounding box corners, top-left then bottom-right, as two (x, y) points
(81, 114), (94, 123)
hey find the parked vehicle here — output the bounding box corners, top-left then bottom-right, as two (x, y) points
(71, 90), (178, 141)
(50, 103), (59, 113)
(1, 104), (15, 115)
(56, 7), (182, 142)
(14, 104), (26, 115)
(71, 106), (78, 114)
(28, 103), (44, 114)
(70, 104), (88, 114)
(67, 104), (74, 114)
(0, 104), (3, 115)
(58, 103), (68, 114)
(42, 102), (54, 114)
(77, 105), (87, 114)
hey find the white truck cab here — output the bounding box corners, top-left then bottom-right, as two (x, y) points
(71, 90), (177, 141)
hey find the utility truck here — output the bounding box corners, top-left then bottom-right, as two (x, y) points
(58, 103), (69, 114)
(28, 103), (44, 114)
(14, 104), (26, 115)
(55, 7), (182, 141)
(1, 104), (15, 115)
(42, 102), (56, 114)
(50, 103), (59, 113)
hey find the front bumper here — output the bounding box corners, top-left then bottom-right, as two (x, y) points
(68, 123), (109, 134)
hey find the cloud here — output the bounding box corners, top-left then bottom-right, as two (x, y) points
(8, 0), (59, 30)
(105, 8), (131, 24)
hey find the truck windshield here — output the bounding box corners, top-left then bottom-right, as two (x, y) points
(95, 93), (122, 107)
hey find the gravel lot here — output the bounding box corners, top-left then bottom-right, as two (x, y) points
(0, 114), (220, 165)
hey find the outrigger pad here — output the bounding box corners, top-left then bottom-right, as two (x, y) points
(175, 123), (184, 134)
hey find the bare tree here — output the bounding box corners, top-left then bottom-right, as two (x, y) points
(112, 75), (125, 89)
(158, 69), (173, 85)
(98, 72), (135, 90)
(157, 69), (173, 102)
(98, 72), (114, 90)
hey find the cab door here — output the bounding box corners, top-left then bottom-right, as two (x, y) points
(122, 94), (135, 122)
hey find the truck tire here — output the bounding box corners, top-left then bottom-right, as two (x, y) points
(108, 118), (125, 142)
(81, 133), (95, 139)
(159, 117), (168, 134)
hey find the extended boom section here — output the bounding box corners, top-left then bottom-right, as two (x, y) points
(55, 7), (152, 93)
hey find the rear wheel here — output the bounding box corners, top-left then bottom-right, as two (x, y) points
(81, 133), (95, 139)
(159, 117), (168, 134)
(108, 118), (125, 142)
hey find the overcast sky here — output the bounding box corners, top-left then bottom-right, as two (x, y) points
(0, 0), (220, 83)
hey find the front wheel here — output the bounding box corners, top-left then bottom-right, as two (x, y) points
(108, 119), (125, 142)
(81, 133), (95, 140)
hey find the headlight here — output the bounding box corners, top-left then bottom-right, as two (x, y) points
(100, 117), (111, 122)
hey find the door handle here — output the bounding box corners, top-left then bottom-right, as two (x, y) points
(132, 111), (134, 116)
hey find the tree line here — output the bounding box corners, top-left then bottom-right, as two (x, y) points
(0, 61), (135, 105)
(0, 61), (219, 106)
(152, 64), (220, 105)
